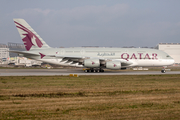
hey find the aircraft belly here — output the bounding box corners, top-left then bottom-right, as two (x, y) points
(136, 60), (156, 66)
(133, 59), (174, 67)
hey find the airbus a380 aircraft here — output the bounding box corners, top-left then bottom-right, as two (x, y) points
(10, 19), (174, 73)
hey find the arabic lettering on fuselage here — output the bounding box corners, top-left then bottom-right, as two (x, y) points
(97, 52), (158, 60)
(97, 52), (115, 56)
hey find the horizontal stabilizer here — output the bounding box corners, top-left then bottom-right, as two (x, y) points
(9, 50), (40, 56)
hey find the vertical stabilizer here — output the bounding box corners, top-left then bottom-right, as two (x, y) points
(13, 19), (50, 51)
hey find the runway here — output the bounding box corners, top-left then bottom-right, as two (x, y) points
(0, 69), (180, 76)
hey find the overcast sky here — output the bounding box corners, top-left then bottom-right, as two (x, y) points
(0, 0), (180, 48)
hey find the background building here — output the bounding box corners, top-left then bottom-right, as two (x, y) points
(8, 42), (25, 57)
(0, 43), (42, 66)
(156, 43), (180, 64)
(0, 48), (9, 59)
(0, 44), (9, 61)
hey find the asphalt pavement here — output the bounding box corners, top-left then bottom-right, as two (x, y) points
(0, 69), (180, 76)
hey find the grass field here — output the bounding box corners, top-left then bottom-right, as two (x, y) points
(0, 75), (180, 119)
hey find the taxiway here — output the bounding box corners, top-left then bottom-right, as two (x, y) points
(0, 69), (180, 76)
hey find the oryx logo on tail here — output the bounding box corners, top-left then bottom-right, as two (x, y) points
(14, 21), (43, 51)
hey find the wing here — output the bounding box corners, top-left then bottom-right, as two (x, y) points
(47, 55), (86, 64)
(48, 54), (133, 66)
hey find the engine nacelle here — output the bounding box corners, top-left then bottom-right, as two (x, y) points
(84, 59), (100, 68)
(106, 61), (121, 70)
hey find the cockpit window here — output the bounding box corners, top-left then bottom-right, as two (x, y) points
(166, 55), (170, 57)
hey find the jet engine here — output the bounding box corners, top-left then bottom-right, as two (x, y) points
(106, 61), (121, 70)
(83, 59), (100, 68)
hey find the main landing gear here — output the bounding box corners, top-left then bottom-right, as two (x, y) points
(83, 68), (104, 73)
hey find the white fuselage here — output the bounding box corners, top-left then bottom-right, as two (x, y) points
(25, 47), (174, 68)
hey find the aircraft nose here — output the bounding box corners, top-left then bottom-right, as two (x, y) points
(170, 59), (175, 65)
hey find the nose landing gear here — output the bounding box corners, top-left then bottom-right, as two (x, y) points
(161, 69), (166, 73)
(161, 66), (167, 73)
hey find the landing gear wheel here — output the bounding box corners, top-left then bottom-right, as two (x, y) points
(161, 70), (166, 73)
(84, 69), (104, 73)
